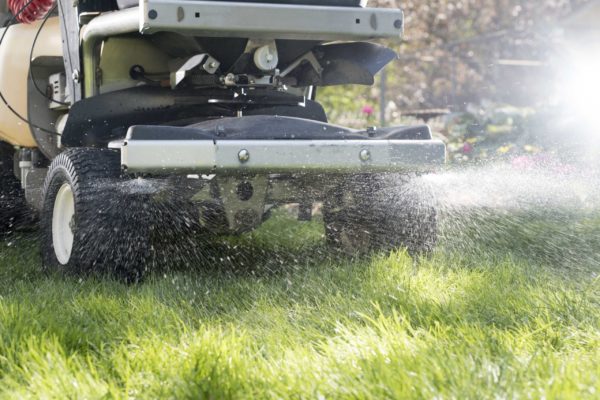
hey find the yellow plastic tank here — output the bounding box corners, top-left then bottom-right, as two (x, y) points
(0, 17), (62, 147)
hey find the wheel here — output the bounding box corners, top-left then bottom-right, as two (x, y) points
(146, 193), (206, 271)
(0, 142), (32, 235)
(323, 174), (437, 256)
(40, 148), (151, 282)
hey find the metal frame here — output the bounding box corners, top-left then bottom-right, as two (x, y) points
(120, 138), (445, 174)
(80, 2), (402, 96)
(140, 0), (404, 41)
(81, 7), (139, 97)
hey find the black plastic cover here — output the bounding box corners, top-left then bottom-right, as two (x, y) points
(62, 87), (328, 147)
(127, 115), (432, 141)
(307, 42), (397, 87)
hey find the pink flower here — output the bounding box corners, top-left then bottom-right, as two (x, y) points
(362, 105), (374, 116)
(511, 155), (537, 170)
(462, 142), (473, 154)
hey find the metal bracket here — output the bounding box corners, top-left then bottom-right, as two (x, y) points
(219, 176), (268, 234)
(281, 51), (323, 77)
(169, 53), (220, 89)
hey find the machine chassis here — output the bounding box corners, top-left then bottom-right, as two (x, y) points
(0, 0), (445, 280)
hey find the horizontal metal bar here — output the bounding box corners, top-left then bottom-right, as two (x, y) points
(121, 139), (445, 174)
(140, 0), (404, 41)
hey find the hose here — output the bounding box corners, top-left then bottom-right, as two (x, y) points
(8, 0), (54, 23)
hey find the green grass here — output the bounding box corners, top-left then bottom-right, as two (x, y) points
(0, 212), (599, 399)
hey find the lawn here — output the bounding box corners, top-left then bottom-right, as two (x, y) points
(0, 211), (598, 399)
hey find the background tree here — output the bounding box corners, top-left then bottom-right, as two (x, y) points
(320, 0), (590, 122)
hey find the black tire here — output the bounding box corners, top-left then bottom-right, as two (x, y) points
(0, 142), (32, 235)
(146, 193), (206, 271)
(40, 148), (151, 282)
(323, 173), (437, 257)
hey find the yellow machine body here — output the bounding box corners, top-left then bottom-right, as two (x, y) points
(0, 17), (62, 147)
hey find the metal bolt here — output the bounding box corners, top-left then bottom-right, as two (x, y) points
(223, 73), (237, 86)
(359, 149), (371, 162)
(238, 149), (250, 163)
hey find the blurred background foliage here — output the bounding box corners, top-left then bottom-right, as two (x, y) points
(318, 0), (598, 163)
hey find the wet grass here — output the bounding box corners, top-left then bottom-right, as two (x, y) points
(0, 212), (599, 399)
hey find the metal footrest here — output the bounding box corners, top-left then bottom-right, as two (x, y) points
(120, 137), (445, 174)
